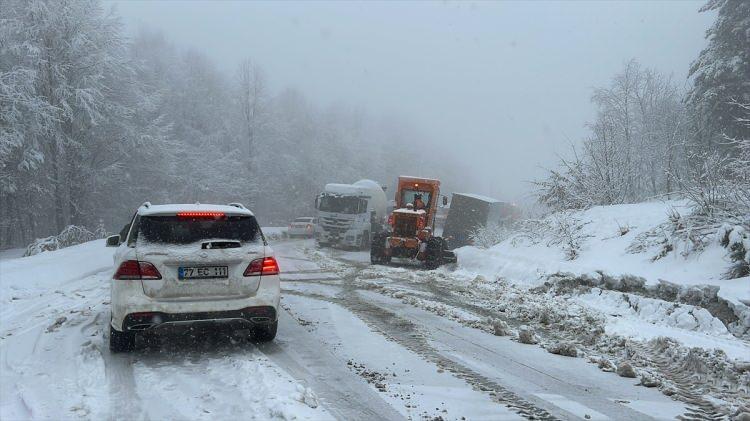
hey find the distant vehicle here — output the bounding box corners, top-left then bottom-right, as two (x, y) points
(371, 176), (456, 269)
(442, 193), (520, 248)
(106, 202), (280, 352)
(315, 179), (388, 249)
(288, 217), (316, 238)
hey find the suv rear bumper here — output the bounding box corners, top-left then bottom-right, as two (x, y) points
(122, 306), (277, 332)
(110, 275), (280, 331)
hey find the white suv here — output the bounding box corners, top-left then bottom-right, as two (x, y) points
(106, 202), (280, 352)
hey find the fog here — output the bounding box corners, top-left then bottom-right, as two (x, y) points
(109, 0), (712, 201)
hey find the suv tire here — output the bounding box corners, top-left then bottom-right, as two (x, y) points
(253, 321), (278, 342)
(109, 324), (136, 353)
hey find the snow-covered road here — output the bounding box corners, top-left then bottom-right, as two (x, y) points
(0, 237), (735, 420)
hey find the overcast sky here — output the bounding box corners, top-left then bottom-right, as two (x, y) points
(108, 0), (713, 202)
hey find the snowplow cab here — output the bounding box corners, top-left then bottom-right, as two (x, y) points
(394, 176), (441, 230)
(371, 176), (456, 269)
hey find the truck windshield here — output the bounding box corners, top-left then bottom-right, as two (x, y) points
(133, 215), (261, 244)
(318, 195), (366, 214)
(401, 190), (432, 209)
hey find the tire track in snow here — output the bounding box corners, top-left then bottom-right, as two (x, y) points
(104, 350), (148, 421)
(283, 289), (559, 420)
(257, 308), (406, 421)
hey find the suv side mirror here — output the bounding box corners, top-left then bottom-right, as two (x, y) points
(106, 234), (120, 247)
(442, 196), (448, 206)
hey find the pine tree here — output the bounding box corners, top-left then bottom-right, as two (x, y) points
(687, 0), (750, 148)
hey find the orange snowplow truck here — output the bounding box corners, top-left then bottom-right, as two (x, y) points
(370, 176), (456, 269)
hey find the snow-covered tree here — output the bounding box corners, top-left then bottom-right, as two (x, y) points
(0, 0), (458, 247)
(687, 0), (750, 150)
(535, 60), (689, 211)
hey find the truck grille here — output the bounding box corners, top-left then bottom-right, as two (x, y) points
(320, 217), (352, 234)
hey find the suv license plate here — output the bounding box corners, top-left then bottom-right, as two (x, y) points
(179, 266), (228, 279)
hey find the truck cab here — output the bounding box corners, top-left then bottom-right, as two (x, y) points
(315, 179), (387, 249)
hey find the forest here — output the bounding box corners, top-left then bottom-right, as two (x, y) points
(0, 0), (464, 247)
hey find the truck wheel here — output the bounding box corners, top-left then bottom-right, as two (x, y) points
(370, 233), (386, 264)
(109, 324), (136, 353)
(253, 321), (278, 342)
(425, 237), (445, 270)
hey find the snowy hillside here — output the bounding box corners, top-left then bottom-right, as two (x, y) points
(453, 200), (750, 358)
(455, 201), (749, 305)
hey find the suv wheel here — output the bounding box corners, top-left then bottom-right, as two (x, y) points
(109, 324), (136, 353)
(253, 321), (278, 342)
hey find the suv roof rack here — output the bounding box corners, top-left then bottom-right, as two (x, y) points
(228, 202), (247, 210)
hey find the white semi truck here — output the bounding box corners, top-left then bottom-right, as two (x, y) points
(314, 179), (388, 249)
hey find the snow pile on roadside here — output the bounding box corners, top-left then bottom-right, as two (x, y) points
(454, 201), (748, 302)
(579, 288), (728, 336)
(262, 226), (287, 241)
(355, 266), (750, 416)
(0, 239), (114, 303)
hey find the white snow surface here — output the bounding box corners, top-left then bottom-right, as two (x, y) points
(393, 208), (426, 215)
(452, 201), (750, 359)
(453, 192), (501, 203)
(455, 201), (750, 305)
(576, 289), (749, 360)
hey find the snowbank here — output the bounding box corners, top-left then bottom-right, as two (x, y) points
(0, 239), (114, 303)
(262, 226), (287, 241)
(454, 201), (749, 306)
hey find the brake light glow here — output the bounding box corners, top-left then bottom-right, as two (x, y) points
(177, 211), (225, 219)
(417, 217), (425, 230)
(244, 257), (280, 276)
(114, 260), (162, 280)
(388, 214), (394, 226)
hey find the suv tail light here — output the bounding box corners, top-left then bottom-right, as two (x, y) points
(114, 260), (162, 280)
(244, 257), (280, 276)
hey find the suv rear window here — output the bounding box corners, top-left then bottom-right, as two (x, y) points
(294, 218), (312, 222)
(133, 215), (261, 244)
